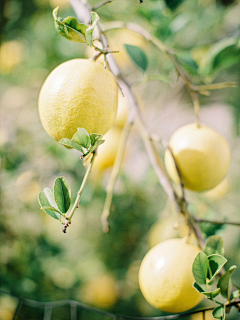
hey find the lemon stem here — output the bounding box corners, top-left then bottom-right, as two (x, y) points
(66, 151), (96, 222)
(101, 119), (132, 232)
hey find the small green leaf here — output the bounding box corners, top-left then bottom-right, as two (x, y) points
(193, 282), (220, 299)
(41, 206), (63, 215)
(193, 282), (207, 293)
(208, 254), (227, 282)
(125, 44), (148, 72)
(199, 37), (240, 77)
(204, 236), (224, 256)
(90, 133), (103, 146)
(217, 265), (237, 299)
(202, 288), (221, 299)
(72, 128), (91, 149)
(192, 252), (209, 284)
(230, 290), (240, 300)
(86, 12), (100, 47)
(38, 188), (60, 220)
(54, 177), (71, 214)
(212, 305), (225, 320)
(59, 138), (84, 153)
(53, 7), (87, 43)
(88, 139), (105, 154)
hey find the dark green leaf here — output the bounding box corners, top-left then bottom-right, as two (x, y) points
(125, 44), (148, 72)
(38, 188), (60, 220)
(212, 305), (225, 320)
(88, 139), (105, 154)
(176, 52), (199, 75)
(217, 265), (237, 299)
(164, 0), (185, 10)
(53, 7), (87, 43)
(90, 133), (103, 146)
(193, 282), (207, 293)
(86, 12), (100, 47)
(199, 37), (240, 77)
(230, 290), (240, 300)
(59, 138), (84, 153)
(208, 254), (227, 282)
(54, 177), (71, 214)
(72, 128), (91, 149)
(204, 236), (224, 256)
(192, 252), (209, 284)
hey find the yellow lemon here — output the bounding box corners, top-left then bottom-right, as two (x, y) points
(114, 92), (128, 129)
(139, 238), (203, 313)
(93, 127), (122, 172)
(164, 123), (231, 192)
(203, 177), (229, 200)
(38, 59), (118, 141)
(81, 273), (118, 308)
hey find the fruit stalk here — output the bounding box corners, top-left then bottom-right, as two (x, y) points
(66, 151), (97, 223)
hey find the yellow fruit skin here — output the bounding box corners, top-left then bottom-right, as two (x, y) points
(93, 127), (122, 172)
(38, 59), (118, 141)
(139, 238), (203, 313)
(164, 123), (231, 192)
(191, 310), (215, 320)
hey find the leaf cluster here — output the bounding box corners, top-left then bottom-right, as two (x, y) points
(38, 177), (71, 221)
(53, 7), (99, 47)
(192, 236), (239, 319)
(59, 128), (104, 158)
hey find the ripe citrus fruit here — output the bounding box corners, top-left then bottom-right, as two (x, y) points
(139, 238), (203, 313)
(81, 273), (118, 308)
(164, 123), (231, 192)
(114, 92), (128, 129)
(93, 127), (122, 172)
(38, 59), (118, 141)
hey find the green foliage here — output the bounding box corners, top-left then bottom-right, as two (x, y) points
(125, 44), (148, 71)
(59, 128), (105, 157)
(38, 177), (71, 220)
(192, 236), (238, 320)
(53, 7), (99, 47)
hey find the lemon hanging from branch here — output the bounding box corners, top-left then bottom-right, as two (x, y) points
(38, 59), (118, 141)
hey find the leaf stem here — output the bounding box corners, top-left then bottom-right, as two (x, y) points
(66, 151), (97, 222)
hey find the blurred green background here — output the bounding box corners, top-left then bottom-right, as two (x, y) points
(1, 0), (240, 319)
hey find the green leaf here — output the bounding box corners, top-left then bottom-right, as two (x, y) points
(38, 188), (60, 220)
(41, 206), (63, 215)
(72, 128), (91, 149)
(199, 37), (240, 77)
(59, 138), (84, 153)
(230, 290), (240, 300)
(88, 139), (105, 154)
(212, 305), (225, 320)
(86, 12), (100, 47)
(217, 265), (237, 299)
(204, 236), (224, 256)
(125, 44), (148, 72)
(192, 252), (209, 284)
(54, 177), (71, 214)
(90, 133), (103, 146)
(208, 254), (227, 282)
(53, 7), (87, 43)
(193, 282), (220, 299)
(176, 52), (199, 75)
(164, 0), (185, 10)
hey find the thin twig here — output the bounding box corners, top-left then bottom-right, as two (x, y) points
(101, 120), (132, 232)
(66, 151), (97, 223)
(92, 0), (114, 10)
(194, 217), (240, 226)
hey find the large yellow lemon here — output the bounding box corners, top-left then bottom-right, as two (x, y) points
(191, 310), (215, 320)
(139, 238), (203, 313)
(164, 123), (231, 192)
(38, 59), (118, 141)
